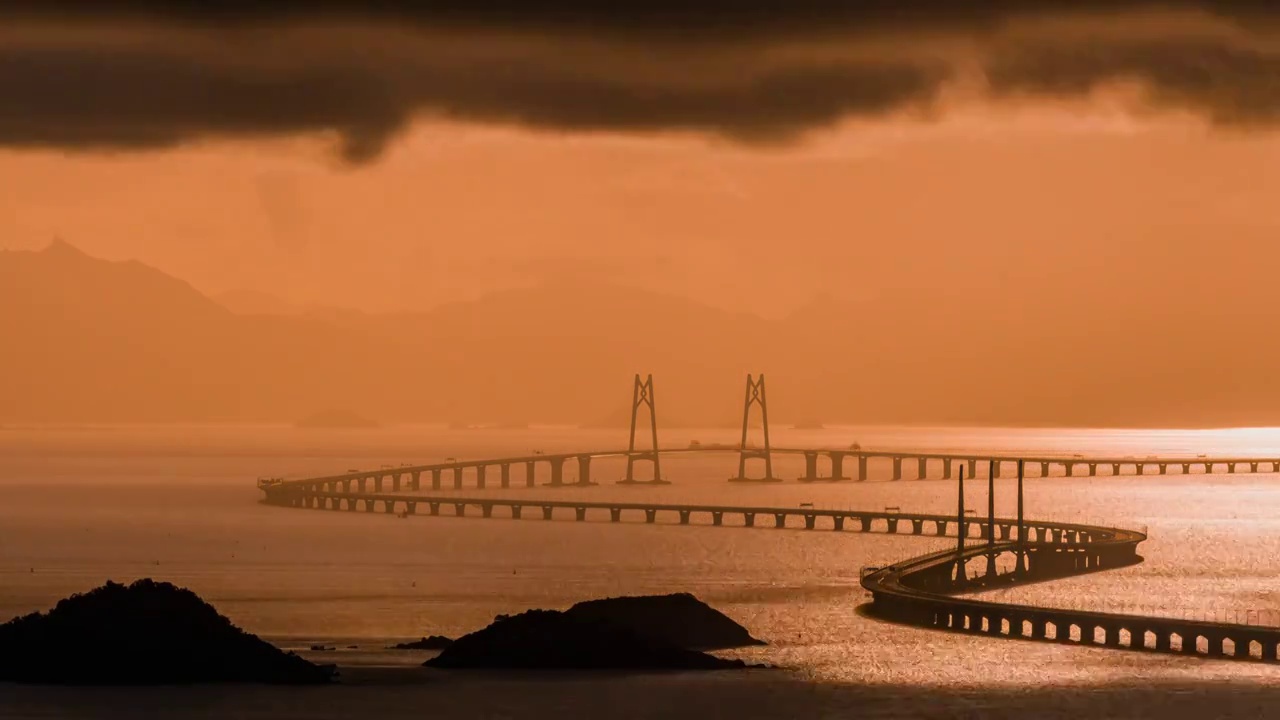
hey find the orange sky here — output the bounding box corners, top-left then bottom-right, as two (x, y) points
(2, 108), (1278, 319)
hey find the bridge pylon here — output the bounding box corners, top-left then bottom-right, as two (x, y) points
(729, 373), (780, 482)
(620, 374), (669, 485)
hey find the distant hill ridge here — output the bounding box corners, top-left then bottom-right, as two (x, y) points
(4, 241), (1280, 428)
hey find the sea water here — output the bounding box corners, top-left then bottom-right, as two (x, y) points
(2, 424), (1279, 719)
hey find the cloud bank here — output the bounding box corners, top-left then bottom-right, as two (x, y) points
(2, 1), (1279, 161)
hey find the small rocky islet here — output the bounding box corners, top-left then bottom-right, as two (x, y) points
(0, 579), (334, 685)
(425, 593), (766, 671)
(389, 635), (455, 650)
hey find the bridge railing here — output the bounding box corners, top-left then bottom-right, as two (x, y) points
(860, 539), (970, 579)
(993, 596), (1280, 628)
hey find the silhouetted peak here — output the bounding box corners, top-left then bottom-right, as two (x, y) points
(41, 238), (90, 259)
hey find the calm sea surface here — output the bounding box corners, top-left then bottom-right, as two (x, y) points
(3, 424), (1280, 718)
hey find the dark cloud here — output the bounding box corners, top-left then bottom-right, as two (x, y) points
(4, 1), (1277, 34)
(0, 27), (950, 161)
(1, 3), (1279, 162)
(988, 36), (1280, 125)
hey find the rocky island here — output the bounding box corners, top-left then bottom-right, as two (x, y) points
(389, 635), (454, 650)
(567, 593), (765, 650)
(424, 593), (764, 671)
(0, 579), (334, 684)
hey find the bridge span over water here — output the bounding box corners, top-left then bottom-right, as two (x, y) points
(259, 452), (1280, 665)
(260, 375), (1280, 663)
(262, 445), (1280, 495)
(264, 375), (1280, 492)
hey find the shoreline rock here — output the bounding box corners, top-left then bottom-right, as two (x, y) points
(424, 609), (749, 671)
(567, 593), (765, 651)
(0, 579), (334, 685)
(389, 635), (454, 651)
(423, 594), (765, 671)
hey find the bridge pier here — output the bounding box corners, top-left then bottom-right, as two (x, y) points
(1229, 462), (1238, 474)
(1251, 462), (1259, 473)
(1040, 461), (1050, 477)
(452, 467), (464, 490)
(935, 520), (947, 535)
(576, 455), (596, 486)
(917, 457), (928, 480)
(1204, 461), (1215, 474)
(1105, 626), (1123, 648)
(410, 471), (421, 491)
(429, 502), (440, 516)
(405, 501), (416, 515)
(431, 469), (442, 490)
(712, 511), (723, 526)
(542, 506), (553, 520)
(679, 510), (690, 525)
(803, 515), (816, 530)
(453, 503), (466, 517)
(373, 475), (383, 493)
(476, 465), (486, 489)
(526, 461), (536, 488)
(943, 458), (953, 479)
(575, 507), (586, 521)
(830, 452), (848, 480)
(912, 519), (924, 535)
(610, 508), (622, 522)
(1136, 463), (1145, 476)
(392, 473), (402, 492)
(363, 499), (375, 512)
(1112, 463), (1121, 476)
(774, 513), (788, 528)
(800, 452), (818, 482)
(511, 505), (523, 520)
(858, 455), (868, 481)
(887, 517), (899, 533)
(383, 500), (396, 514)
(1155, 631), (1171, 652)
(645, 509), (657, 524)
(1182, 463), (1191, 474)
(500, 464), (511, 488)
(744, 512), (756, 527)
(548, 458), (566, 487)
(482, 503), (494, 518)
(833, 516), (845, 531)
(892, 457), (903, 481)
(967, 459), (977, 480)
(358, 477), (367, 493)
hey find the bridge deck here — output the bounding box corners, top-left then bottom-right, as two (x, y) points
(263, 447), (1280, 488)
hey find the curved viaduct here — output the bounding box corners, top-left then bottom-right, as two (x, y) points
(259, 445), (1280, 664)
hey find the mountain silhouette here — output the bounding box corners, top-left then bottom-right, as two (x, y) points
(3, 241), (1280, 428)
